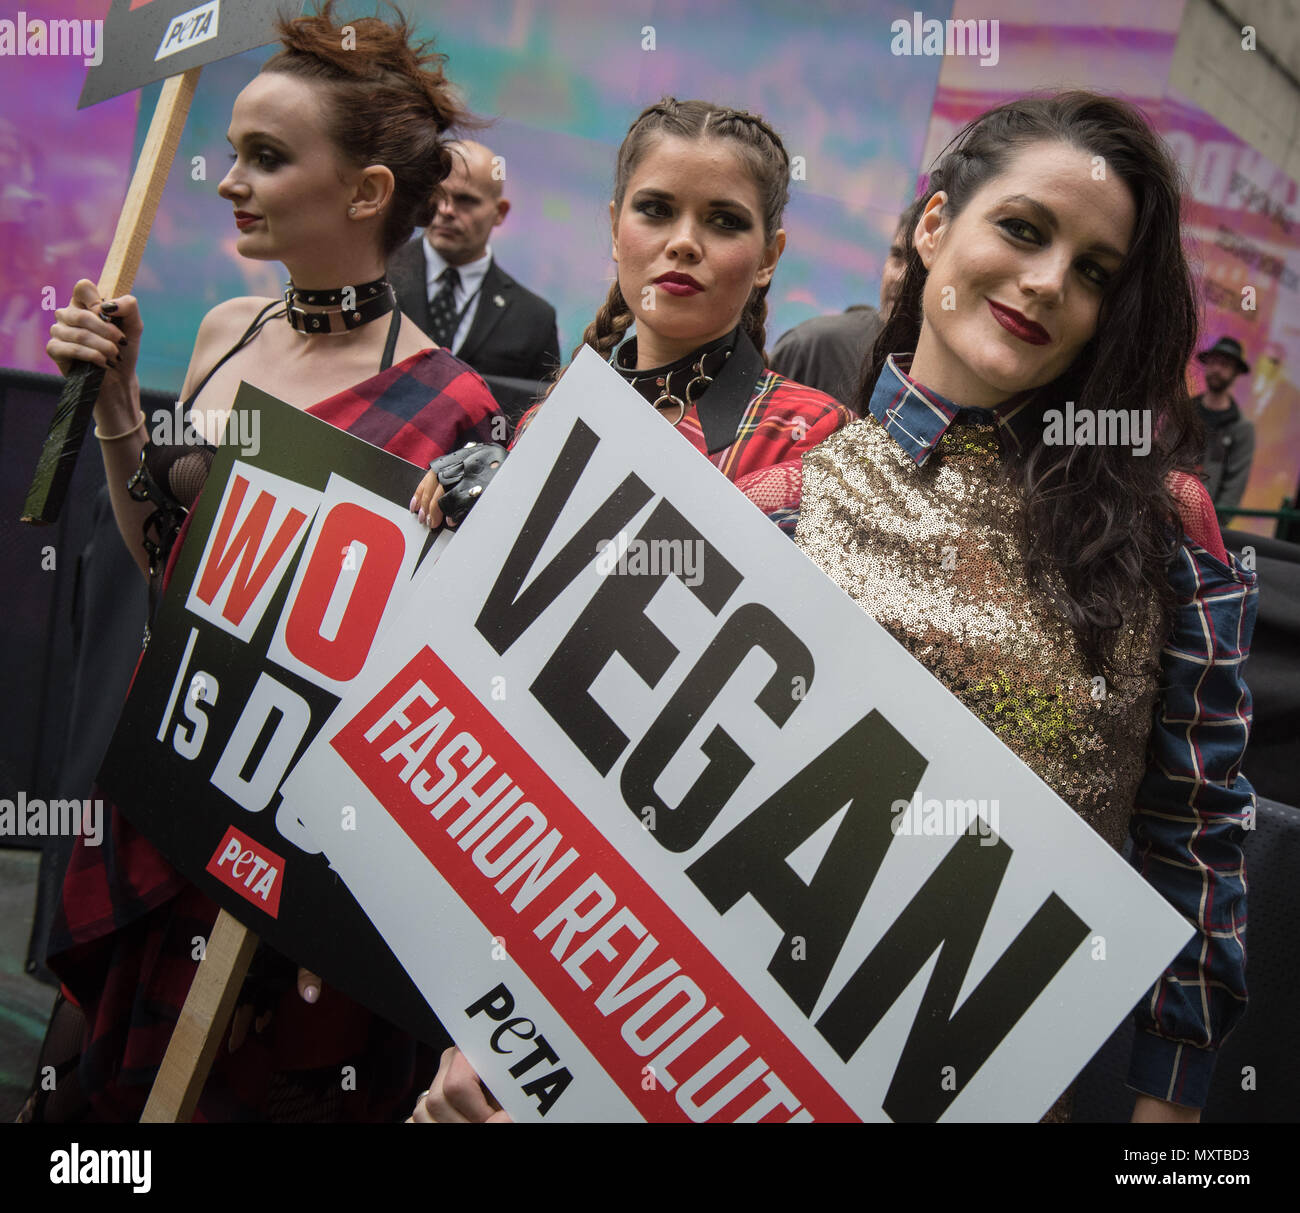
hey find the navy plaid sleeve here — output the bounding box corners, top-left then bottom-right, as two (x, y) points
(1126, 539), (1257, 1108)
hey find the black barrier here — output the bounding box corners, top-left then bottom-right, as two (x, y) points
(1222, 530), (1300, 808)
(1073, 796), (1300, 1123)
(1, 369), (168, 979)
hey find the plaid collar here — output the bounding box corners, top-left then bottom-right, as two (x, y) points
(868, 353), (1040, 466)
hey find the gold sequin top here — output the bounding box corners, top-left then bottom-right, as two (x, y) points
(794, 360), (1164, 853)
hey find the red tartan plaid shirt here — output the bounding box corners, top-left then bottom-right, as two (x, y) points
(514, 334), (852, 503)
(307, 347), (502, 464)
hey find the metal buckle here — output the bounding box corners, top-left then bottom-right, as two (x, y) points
(652, 391), (687, 425)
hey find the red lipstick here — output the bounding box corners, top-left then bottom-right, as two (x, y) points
(655, 271), (703, 296)
(234, 211), (260, 230)
(988, 300), (1049, 345)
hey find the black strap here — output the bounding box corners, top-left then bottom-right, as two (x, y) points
(695, 330), (765, 454)
(181, 298), (284, 413)
(183, 297), (402, 409)
(381, 305), (401, 371)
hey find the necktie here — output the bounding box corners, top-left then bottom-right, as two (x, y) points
(427, 266), (461, 349)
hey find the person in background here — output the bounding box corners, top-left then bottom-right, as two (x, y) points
(1192, 335), (1255, 515)
(767, 197), (923, 407)
(388, 139), (560, 420)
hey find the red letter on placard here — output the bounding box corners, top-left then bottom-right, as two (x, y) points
(283, 503), (405, 682)
(195, 475), (309, 627)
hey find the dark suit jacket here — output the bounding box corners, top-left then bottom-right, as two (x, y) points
(388, 238), (560, 384)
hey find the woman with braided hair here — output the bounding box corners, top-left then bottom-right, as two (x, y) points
(411, 97), (852, 533)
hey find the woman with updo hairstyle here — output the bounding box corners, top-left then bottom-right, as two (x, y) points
(29, 3), (500, 1122)
(411, 97), (852, 532)
(412, 91), (1257, 1126)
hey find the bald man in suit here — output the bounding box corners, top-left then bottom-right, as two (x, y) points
(388, 141), (559, 419)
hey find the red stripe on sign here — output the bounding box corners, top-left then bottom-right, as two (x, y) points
(331, 646), (859, 1123)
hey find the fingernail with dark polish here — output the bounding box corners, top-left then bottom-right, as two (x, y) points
(119, 337), (128, 346)
(100, 301), (118, 315)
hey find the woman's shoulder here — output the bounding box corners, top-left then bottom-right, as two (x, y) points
(190, 296), (280, 359)
(385, 346), (504, 424)
(1166, 470), (1228, 564)
(761, 369), (854, 419)
(197, 295), (281, 336)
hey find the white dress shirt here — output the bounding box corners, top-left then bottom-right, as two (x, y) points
(422, 237), (492, 355)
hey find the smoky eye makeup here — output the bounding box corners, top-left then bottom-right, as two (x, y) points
(631, 193), (672, 218)
(995, 214), (1039, 242)
(713, 208), (753, 231)
(228, 131), (290, 160)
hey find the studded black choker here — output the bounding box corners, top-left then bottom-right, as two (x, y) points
(283, 275), (397, 334)
(613, 329), (737, 424)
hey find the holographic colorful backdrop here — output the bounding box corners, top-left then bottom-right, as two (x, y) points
(4, 0), (1298, 518)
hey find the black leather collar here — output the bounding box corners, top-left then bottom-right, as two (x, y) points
(697, 329), (763, 453)
(613, 328), (764, 454)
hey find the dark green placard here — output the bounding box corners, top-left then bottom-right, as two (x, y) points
(98, 384), (448, 1049)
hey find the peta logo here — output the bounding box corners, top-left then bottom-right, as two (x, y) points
(155, 0), (219, 61)
(205, 825), (284, 916)
(50, 1144), (150, 1193)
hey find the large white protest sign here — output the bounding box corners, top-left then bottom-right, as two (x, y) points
(281, 347), (1190, 1122)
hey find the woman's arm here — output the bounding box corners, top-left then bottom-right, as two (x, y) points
(1126, 483), (1257, 1118)
(47, 280), (152, 577)
(45, 284), (262, 578)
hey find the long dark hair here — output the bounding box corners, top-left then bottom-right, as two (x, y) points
(264, 2), (474, 258)
(865, 91), (1201, 675)
(564, 97), (790, 375)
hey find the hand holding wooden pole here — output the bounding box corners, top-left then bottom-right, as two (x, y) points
(21, 67), (200, 526)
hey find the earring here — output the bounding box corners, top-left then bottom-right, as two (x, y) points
(349, 205), (357, 216)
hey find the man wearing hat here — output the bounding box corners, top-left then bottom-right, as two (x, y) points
(1193, 336), (1255, 513)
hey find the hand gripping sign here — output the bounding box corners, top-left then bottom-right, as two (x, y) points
(280, 348), (1191, 1123)
(98, 384), (455, 1050)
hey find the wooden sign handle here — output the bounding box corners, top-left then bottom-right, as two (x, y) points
(140, 909), (258, 1123)
(98, 67), (202, 300)
(21, 67), (201, 526)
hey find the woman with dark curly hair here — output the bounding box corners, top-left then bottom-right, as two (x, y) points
(789, 90), (1256, 1124)
(31, 3), (500, 1122)
(414, 91), (1257, 1125)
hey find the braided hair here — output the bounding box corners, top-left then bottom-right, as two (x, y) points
(555, 97), (790, 391)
